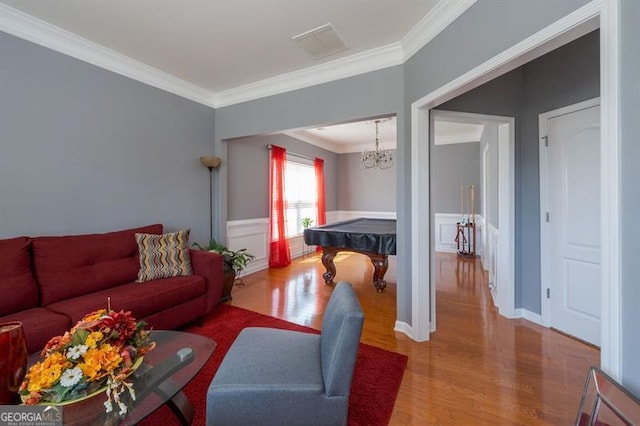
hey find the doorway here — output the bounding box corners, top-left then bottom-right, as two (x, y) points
(430, 110), (515, 320)
(540, 98), (601, 346)
(409, 2), (619, 376)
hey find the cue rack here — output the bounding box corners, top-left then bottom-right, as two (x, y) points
(455, 185), (476, 258)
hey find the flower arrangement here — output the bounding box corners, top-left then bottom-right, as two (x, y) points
(19, 308), (154, 415)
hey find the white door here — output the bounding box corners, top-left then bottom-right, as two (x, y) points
(546, 104), (600, 345)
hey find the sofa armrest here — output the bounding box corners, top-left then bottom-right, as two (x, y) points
(190, 249), (224, 314)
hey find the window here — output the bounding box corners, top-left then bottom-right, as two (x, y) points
(284, 159), (317, 237)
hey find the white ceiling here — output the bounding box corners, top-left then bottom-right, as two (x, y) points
(0, 0), (439, 94)
(434, 121), (484, 145)
(285, 117), (397, 154)
(285, 116), (484, 153)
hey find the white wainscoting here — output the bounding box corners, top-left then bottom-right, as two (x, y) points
(486, 222), (499, 306)
(476, 216), (484, 258)
(326, 211), (341, 224)
(434, 213), (461, 254)
(226, 218), (269, 275)
(434, 213), (484, 256)
(226, 211), (396, 275)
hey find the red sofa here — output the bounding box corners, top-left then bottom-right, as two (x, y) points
(0, 224), (224, 354)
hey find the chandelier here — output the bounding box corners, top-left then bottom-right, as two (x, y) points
(361, 119), (394, 170)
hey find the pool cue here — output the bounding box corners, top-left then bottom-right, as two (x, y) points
(471, 185), (475, 255)
(471, 185), (475, 224)
(467, 186), (471, 253)
(468, 185), (471, 253)
(467, 216), (470, 253)
(460, 186), (463, 222)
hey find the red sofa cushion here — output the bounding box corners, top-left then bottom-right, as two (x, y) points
(32, 224), (163, 306)
(47, 275), (206, 324)
(0, 237), (39, 316)
(0, 307), (71, 354)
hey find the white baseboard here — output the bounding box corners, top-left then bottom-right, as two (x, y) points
(394, 320), (414, 339)
(484, 222), (499, 299)
(515, 308), (543, 326)
(242, 258), (268, 275)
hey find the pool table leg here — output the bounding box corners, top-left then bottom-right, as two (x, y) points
(321, 248), (337, 284)
(370, 254), (388, 292)
(320, 247), (389, 292)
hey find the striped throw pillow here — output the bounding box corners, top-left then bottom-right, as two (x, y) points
(135, 229), (193, 282)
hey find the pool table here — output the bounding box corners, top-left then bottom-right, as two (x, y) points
(303, 218), (396, 292)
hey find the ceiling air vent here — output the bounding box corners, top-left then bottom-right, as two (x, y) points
(292, 23), (348, 60)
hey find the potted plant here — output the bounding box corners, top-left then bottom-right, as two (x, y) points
(301, 217), (314, 229)
(301, 218), (314, 256)
(193, 239), (256, 302)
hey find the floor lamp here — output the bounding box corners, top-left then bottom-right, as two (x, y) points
(200, 156), (222, 242)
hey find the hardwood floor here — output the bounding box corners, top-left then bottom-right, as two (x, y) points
(228, 252), (599, 425)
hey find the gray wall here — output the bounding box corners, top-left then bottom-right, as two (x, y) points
(620, 0), (640, 396)
(430, 143), (481, 215)
(435, 29), (599, 313)
(226, 134), (338, 220)
(0, 32), (216, 245)
(337, 151), (397, 212)
(403, 0), (587, 104)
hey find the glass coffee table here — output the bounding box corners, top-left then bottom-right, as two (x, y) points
(27, 331), (215, 425)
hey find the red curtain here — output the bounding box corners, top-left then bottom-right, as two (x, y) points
(269, 146), (291, 267)
(315, 158), (326, 253)
(315, 157), (326, 226)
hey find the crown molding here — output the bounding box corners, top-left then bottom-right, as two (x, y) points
(0, 3), (216, 108)
(282, 131), (344, 153)
(402, 0), (477, 62)
(0, 0), (477, 109)
(214, 0), (477, 107)
(213, 42), (404, 108)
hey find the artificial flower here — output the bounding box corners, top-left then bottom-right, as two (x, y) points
(66, 344), (88, 360)
(41, 332), (71, 356)
(19, 308), (153, 415)
(59, 366), (83, 387)
(85, 331), (104, 349)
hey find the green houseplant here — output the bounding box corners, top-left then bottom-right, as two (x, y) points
(301, 217), (314, 229)
(193, 239), (256, 302)
(300, 217), (314, 257)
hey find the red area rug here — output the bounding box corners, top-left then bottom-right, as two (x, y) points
(142, 304), (407, 425)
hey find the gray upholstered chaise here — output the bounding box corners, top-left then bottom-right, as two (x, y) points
(206, 281), (365, 426)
